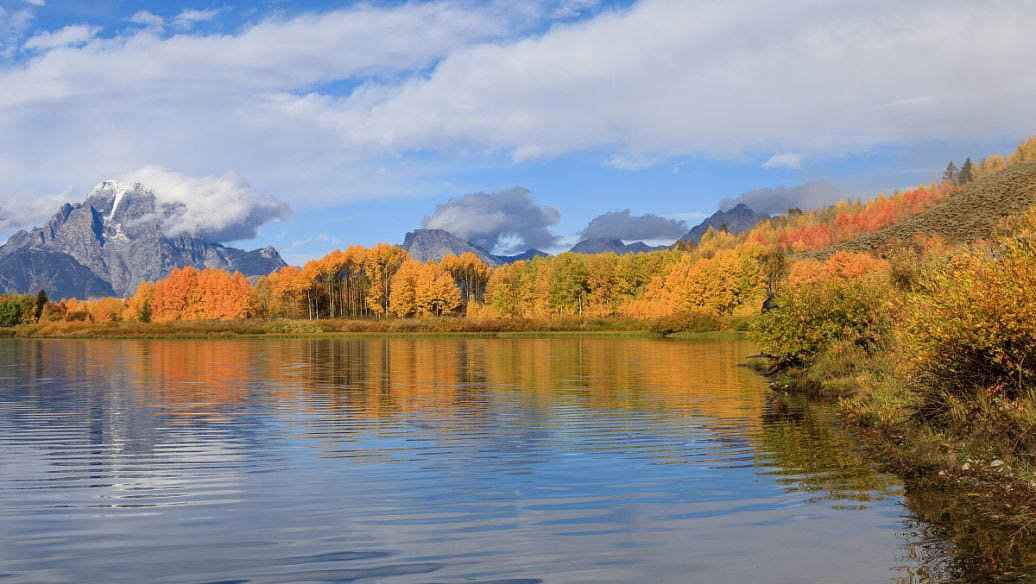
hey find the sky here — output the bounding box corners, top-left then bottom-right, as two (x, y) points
(0, 0), (1033, 264)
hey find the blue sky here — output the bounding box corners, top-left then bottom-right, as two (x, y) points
(0, 0), (1033, 264)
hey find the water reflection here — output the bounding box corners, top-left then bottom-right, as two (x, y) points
(0, 337), (1028, 582)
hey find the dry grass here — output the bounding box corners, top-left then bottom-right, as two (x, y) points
(811, 161), (1036, 258)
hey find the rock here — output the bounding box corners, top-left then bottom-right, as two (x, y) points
(402, 229), (500, 267)
(961, 462), (971, 471)
(0, 181), (287, 298)
(938, 470), (947, 477)
(991, 459), (1005, 468)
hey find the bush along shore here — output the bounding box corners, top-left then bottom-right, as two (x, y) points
(749, 209), (1036, 544)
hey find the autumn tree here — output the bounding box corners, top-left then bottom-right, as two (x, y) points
(123, 281), (155, 322)
(390, 260), (461, 317)
(363, 244), (409, 317)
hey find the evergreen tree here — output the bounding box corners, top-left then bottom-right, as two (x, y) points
(943, 161), (959, 184)
(959, 157), (975, 184)
(34, 289), (48, 322)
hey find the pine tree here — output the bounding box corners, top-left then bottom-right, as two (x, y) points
(959, 158), (975, 184)
(34, 289), (48, 322)
(943, 161), (959, 184)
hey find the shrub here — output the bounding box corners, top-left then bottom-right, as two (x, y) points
(901, 237), (1036, 419)
(750, 277), (893, 368)
(0, 300), (21, 327)
(650, 311), (723, 335)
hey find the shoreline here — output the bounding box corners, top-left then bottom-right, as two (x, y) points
(0, 319), (749, 340)
(761, 363), (1036, 571)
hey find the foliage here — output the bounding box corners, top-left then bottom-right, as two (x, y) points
(901, 227), (1036, 424)
(751, 271), (894, 368)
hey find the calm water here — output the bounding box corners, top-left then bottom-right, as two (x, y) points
(0, 337), (1028, 583)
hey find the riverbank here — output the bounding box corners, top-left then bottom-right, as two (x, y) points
(760, 357), (1036, 569)
(0, 315), (751, 339)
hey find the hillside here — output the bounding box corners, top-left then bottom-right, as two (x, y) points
(812, 161), (1036, 258)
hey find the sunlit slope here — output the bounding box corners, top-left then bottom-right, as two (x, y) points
(813, 161), (1036, 258)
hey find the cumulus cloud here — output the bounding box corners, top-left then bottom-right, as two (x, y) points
(421, 186), (559, 253)
(23, 24), (100, 51)
(123, 166), (291, 242)
(0, 1), (527, 204)
(0, 0), (1034, 213)
(720, 182), (841, 216)
(580, 209), (687, 241)
(762, 153), (803, 169)
(173, 9), (223, 30)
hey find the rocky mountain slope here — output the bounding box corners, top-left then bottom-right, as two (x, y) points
(0, 180), (286, 299)
(680, 203), (769, 243)
(403, 229), (501, 267)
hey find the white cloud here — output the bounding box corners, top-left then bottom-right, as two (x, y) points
(553, 0), (600, 19)
(127, 10), (165, 30)
(23, 0), (45, 6)
(0, 0), (1034, 232)
(0, 6), (33, 57)
(173, 9), (223, 30)
(121, 166), (291, 242)
(23, 24), (100, 51)
(762, 153), (803, 169)
(0, 191), (71, 233)
(311, 0), (1036, 161)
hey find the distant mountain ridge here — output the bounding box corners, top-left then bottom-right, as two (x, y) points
(567, 238), (669, 255)
(403, 229), (501, 267)
(0, 180), (287, 299)
(403, 228), (552, 266)
(680, 203), (769, 243)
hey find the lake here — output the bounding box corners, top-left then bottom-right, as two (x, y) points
(0, 336), (1026, 582)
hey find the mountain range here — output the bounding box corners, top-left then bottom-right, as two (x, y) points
(679, 203), (770, 243)
(0, 181), (286, 299)
(403, 229), (549, 266)
(0, 180), (772, 300)
(405, 204), (771, 265)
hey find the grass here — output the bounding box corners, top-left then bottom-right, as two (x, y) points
(760, 340), (1036, 543)
(810, 161), (1036, 258)
(0, 315), (748, 339)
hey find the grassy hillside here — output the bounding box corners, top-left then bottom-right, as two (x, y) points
(812, 161), (1036, 257)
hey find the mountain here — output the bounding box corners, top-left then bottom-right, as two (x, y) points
(0, 180), (287, 299)
(495, 249), (549, 264)
(403, 229), (501, 267)
(568, 238), (667, 255)
(680, 203), (769, 243)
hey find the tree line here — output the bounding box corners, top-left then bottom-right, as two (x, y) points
(12, 135), (1034, 328)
